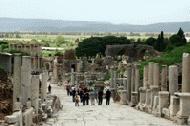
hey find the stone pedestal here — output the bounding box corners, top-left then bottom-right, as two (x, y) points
(131, 92), (138, 107)
(150, 87), (159, 108)
(119, 90), (127, 105)
(5, 110), (22, 126)
(169, 95), (179, 119)
(138, 87), (146, 111)
(145, 89), (151, 110)
(23, 108), (34, 126)
(152, 96), (159, 116)
(158, 91), (170, 117)
(176, 93), (190, 125)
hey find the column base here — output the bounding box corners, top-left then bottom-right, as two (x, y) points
(130, 92), (138, 107)
(175, 92), (190, 125)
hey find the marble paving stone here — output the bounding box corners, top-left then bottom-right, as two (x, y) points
(42, 85), (179, 126)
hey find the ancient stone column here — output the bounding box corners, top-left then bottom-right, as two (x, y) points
(148, 62), (154, 87)
(182, 53), (190, 92)
(143, 65), (149, 89)
(110, 67), (114, 88)
(53, 57), (58, 84)
(135, 64), (140, 92)
(31, 75), (40, 114)
(161, 65), (168, 91)
(131, 65), (135, 92)
(113, 70), (117, 89)
(123, 78), (127, 90)
(153, 63), (160, 88)
(176, 53), (190, 124)
(21, 56), (32, 105)
(41, 71), (48, 100)
(169, 65), (178, 95)
(71, 68), (75, 85)
(13, 54), (22, 104)
(127, 64), (132, 102)
(138, 65), (148, 109)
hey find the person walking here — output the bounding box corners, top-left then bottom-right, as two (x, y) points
(85, 92), (89, 105)
(79, 90), (84, 103)
(75, 93), (80, 106)
(66, 86), (70, 96)
(98, 89), (103, 105)
(48, 84), (52, 93)
(89, 90), (96, 105)
(106, 89), (111, 105)
(72, 88), (76, 102)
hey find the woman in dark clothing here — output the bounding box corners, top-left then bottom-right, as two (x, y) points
(85, 92), (89, 105)
(106, 89), (111, 105)
(98, 90), (103, 105)
(48, 85), (52, 93)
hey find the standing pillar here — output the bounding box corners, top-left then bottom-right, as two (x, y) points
(169, 65), (178, 95)
(161, 65), (168, 91)
(138, 65), (149, 110)
(71, 68), (75, 85)
(150, 63), (160, 110)
(135, 64), (140, 92)
(21, 56), (32, 105)
(148, 62), (154, 87)
(153, 63), (160, 88)
(53, 57), (58, 84)
(13, 54), (21, 104)
(110, 67), (114, 88)
(131, 65), (135, 92)
(182, 53), (190, 92)
(127, 64), (132, 103)
(113, 70), (117, 89)
(131, 64), (139, 106)
(177, 53), (190, 125)
(41, 71), (48, 101)
(143, 65), (149, 89)
(31, 75), (40, 114)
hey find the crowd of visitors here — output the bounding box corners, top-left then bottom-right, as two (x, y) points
(66, 86), (111, 106)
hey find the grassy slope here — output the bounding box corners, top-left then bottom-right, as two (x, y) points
(139, 43), (190, 78)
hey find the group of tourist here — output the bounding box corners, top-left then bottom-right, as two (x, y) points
(66, 86), (111, 106)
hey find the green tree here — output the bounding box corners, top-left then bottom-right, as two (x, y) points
(169, 28), (187, 46)
(145, 37), (156, 46)
(75, 36), (130, 57)
(154, 31), (166, 52)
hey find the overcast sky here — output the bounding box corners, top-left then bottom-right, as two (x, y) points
(0, 0), (190, 25)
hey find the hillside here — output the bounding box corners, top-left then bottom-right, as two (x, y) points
(0, 18), (190, 32)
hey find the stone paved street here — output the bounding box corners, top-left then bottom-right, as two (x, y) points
(42, 85), (179, 126)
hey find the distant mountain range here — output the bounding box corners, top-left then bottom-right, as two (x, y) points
(0, 17), (190, 32)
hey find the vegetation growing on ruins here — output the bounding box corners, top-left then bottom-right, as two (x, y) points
(139, 43), (190, 78)
(0, 41), (8, 52)
(76, 36), (130, 57)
